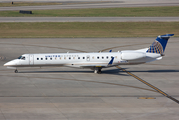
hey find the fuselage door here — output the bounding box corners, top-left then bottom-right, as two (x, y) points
(29, 54), (34, 65)
(86, 55), (90, 61)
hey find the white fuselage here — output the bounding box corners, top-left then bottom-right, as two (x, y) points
(4, 50), (161, 70)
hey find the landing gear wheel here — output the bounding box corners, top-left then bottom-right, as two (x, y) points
(14, 69), (18, 73)
(97, 69), (101, 74)
(94, 68), (102, 74)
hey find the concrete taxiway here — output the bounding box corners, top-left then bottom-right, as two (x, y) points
(0, 37), (179, 120)
(1, 17), (179, 22)
(0, 0), (179, 11)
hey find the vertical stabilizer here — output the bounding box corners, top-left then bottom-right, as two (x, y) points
(146, 34), (174, 55)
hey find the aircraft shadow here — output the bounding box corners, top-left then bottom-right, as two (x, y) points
(20, 70), (92, 73)
(126, 70), (179, 73)
(19, 68), (128, 76)
(19, 68), (179, 74)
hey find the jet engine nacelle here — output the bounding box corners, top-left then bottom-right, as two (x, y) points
(121, 51), (146, 60)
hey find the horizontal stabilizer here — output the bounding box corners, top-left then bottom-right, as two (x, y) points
(159, 34), (174, 39)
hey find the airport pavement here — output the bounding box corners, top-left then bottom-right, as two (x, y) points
(0, 37), (179, 120)
(0, 0), (176, 2)
(0, 0), (179, 11)
(1, 17), (179, 22)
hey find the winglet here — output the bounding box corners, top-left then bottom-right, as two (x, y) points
(109, 50), (112, 52)
(108, 57), (114, 65)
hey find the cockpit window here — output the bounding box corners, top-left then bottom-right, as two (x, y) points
(21, 56), (25, 60)
(18, 56), (22, 59)
(17, 56), (25, 60)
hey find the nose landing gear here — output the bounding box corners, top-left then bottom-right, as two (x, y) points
(14, 69), (18, 73)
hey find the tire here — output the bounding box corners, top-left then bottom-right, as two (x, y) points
(14, 70), (18, 73)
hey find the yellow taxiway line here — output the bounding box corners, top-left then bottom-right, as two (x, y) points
(116, 66), (179, 104)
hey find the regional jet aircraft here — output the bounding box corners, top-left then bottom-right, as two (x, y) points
(4, 34), (174, 74)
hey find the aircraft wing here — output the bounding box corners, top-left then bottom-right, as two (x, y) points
(76, 57), (115, 69)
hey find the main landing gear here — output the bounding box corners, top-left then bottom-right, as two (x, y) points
(94, 67), (102, 74)
(14, 69), (18, 73)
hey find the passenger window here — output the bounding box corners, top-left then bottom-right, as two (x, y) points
(97, 57), (99, 59)
(69, 57), (71, 59)
(50, 58), (52, 60)
(106, 56), (108, 59)
(83, 57), (85, 59)
(102, 57), (104, 59)
(45, 58), (47, 60)
(78, 57), (80, 59)
(37, 58), (39, 60)
(41, 58), (43, 60)
(92, 56), (94, 59)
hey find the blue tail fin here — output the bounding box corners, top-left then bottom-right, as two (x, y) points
(146, 34), (174, 55)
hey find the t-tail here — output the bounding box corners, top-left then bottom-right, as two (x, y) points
(146, 34), (174, 55)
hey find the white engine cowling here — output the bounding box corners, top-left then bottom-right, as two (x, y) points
(121, 51), (146, 60)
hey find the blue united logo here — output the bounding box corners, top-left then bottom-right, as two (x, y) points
(146, 34), (174, 55)
(147, 40), (163, 54)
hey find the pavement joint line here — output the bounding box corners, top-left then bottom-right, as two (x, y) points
(116, 66), (179, 104)
(0, 108), (6, 120)
(0, 42), (87, 53)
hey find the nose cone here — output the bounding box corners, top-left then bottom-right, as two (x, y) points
(4, 60), (16, 67)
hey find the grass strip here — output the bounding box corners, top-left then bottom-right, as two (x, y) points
(0, 22), (178, 38)
(0, 6), (179, 17)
